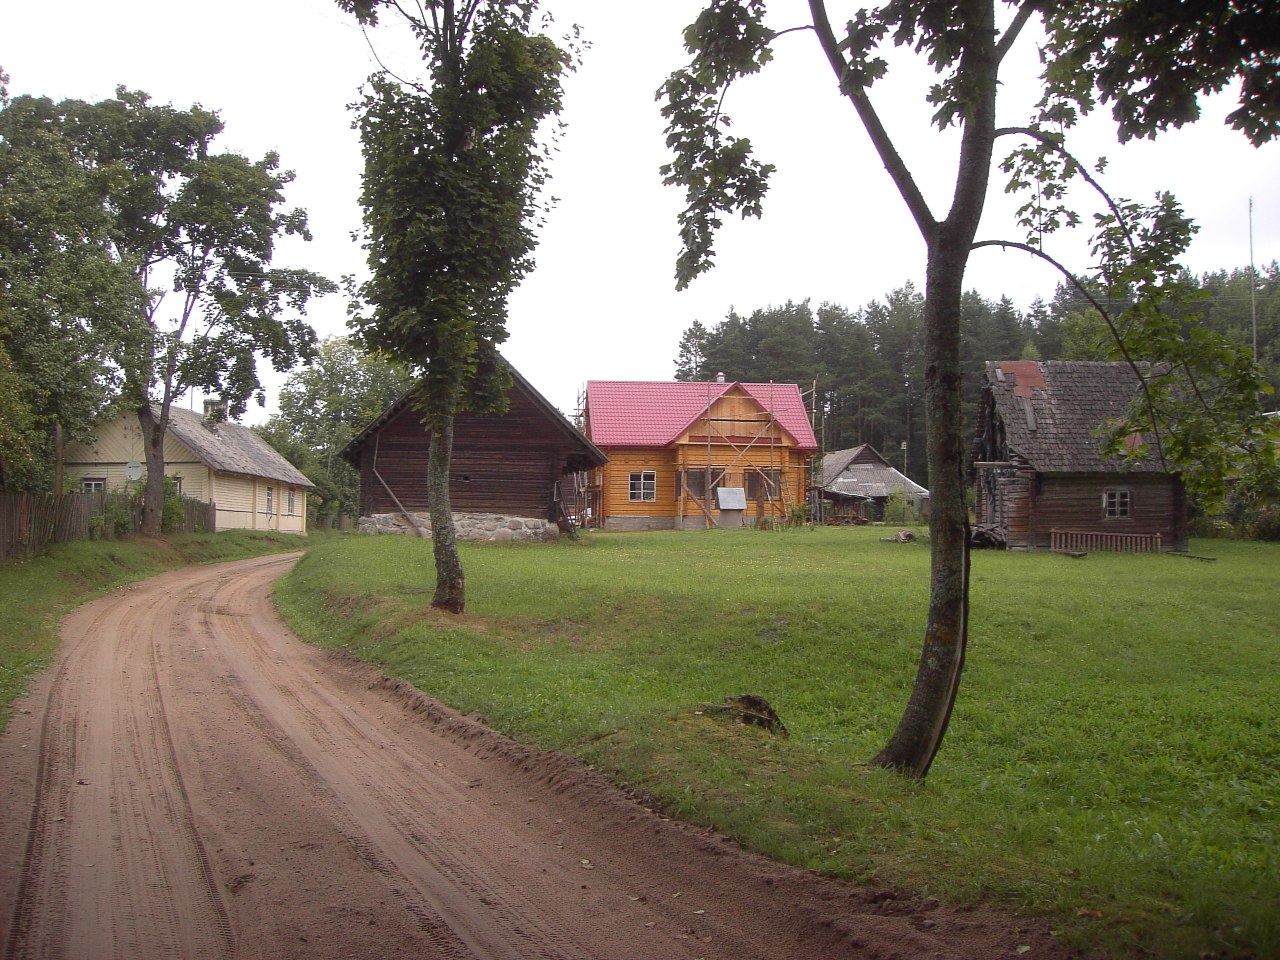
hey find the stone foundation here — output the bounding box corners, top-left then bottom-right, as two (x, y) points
(358, 512), (559, 543)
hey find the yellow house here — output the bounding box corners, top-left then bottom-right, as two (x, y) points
(583, 380), (817, 531)
(63, 404), (315, 534)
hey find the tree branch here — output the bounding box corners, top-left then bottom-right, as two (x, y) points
(808, 0), (937, 243)
(996, 1), (1037, 65)
(995, 125), (1138, 256)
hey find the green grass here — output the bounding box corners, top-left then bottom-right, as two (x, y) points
(276, 527), (1279, 960)
(0, 529), (320, 730)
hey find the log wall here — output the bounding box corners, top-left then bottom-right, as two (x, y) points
(357, 387), (595, 521)
(1030, 474), (1187, 551)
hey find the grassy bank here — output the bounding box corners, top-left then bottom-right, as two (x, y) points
(276, 528), (1278, 960)
(0, 530), (314, 730)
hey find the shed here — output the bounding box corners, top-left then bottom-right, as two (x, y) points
(341, 364), (606, 541)
(971, 360), (1188, 552)
(815, 444), (929, 522)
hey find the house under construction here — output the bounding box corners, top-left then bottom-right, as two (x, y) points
(579, 379), (819, 531)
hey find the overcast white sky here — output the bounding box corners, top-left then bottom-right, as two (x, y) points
(7, 1), (1278, 421)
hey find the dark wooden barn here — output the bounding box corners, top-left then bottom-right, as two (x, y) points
(341, 364), (606, 539)
(971, 360), (1188, 552)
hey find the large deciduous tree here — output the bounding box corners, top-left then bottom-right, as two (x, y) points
(340, 0), (573, 612)
(259, 336), (413, 523)
(1, 87), (334, 527)
(0, 85), (141, 492)
(660, 0), (1279, 778)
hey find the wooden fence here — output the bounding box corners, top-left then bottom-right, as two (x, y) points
(0, 492), (216, 561)
(1050, 529), (1163, 554)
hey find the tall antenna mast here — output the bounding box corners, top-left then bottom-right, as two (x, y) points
(1249, 197), (1258, 362)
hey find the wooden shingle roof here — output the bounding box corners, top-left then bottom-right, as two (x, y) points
(166, 407), (316, 488)
(981, 360), (1164, 474)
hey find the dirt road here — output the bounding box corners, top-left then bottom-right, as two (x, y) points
(0, 554), (1072, 960)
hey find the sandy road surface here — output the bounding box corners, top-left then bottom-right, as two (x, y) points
(0, 554), (1074, 960)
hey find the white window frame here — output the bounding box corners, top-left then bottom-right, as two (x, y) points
(81, 478), (106, 494)
(628, 470), (657, 502)
(287, 488), (296, 515)
(265, 486), (274, 515)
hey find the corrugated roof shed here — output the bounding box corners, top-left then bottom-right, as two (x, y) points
(166, 407), (315, 488)
(983, 360), (1163, 473)
(818, 444), (928, 499)
(585, 381), (817, 450)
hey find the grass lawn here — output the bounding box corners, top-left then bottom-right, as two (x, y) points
(276, 527), (1279, 960)
(0, 530), (313, 731)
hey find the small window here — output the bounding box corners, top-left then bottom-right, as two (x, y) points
(1103, 488), (1130, 519)
(82, 478), (106, 494)
(681, 467), (724, 501)
(168, 476), (183, 497)
(287, 489), (296, 515)
(628, 471), (657, 502)
(747, 469), (781, 500)
(265, 487), (274, 515)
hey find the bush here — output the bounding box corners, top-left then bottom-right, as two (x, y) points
(1250, 505), (1280, 541)
(883, 491), (919, 525)
(161, 477), (185, 534)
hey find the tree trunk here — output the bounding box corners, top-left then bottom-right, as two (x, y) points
(871, 237), (972, 778)
(870, 0), (995, 778)
(136, 404), (167, 537)
(427, 412), (465, 613)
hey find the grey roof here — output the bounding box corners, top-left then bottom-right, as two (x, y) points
(818, 444), (929, 499)
(980, 360), (1164, 474)
(165, 407), (315, 489)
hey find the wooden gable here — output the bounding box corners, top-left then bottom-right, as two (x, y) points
(673, 387), (796, 448)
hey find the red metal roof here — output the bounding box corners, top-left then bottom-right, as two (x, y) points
(585, 381), (817, 450)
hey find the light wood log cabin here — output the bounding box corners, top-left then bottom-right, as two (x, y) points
(583, 380), (818, 531)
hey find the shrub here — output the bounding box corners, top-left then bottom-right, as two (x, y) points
(1250, 505), (1280, 541)
(161, 478), (185, 534)
(883, 491), (918, 525)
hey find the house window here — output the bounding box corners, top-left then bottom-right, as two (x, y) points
(82, 478), (106, 494)
(168, 476), (183, 497)
(747, 469), (781, 500)
(628, 471), (657, 502)
(265, 487), (274, 515)
(1103, 488), (1130, 519)
(287, 489), (296, 515)
(680, 467), (724, 501)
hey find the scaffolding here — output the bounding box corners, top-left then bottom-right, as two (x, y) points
(672, 382), (801, 529)
(564, 384), (603, 528)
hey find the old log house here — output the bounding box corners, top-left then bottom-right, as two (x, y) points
(341, 365), (606, 539)
(971, 360), (1188, 552)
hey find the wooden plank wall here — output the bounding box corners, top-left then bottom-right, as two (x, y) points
(1031, 475), (1187, 551)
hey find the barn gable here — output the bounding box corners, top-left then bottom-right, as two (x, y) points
(341, 363), (605, 539)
